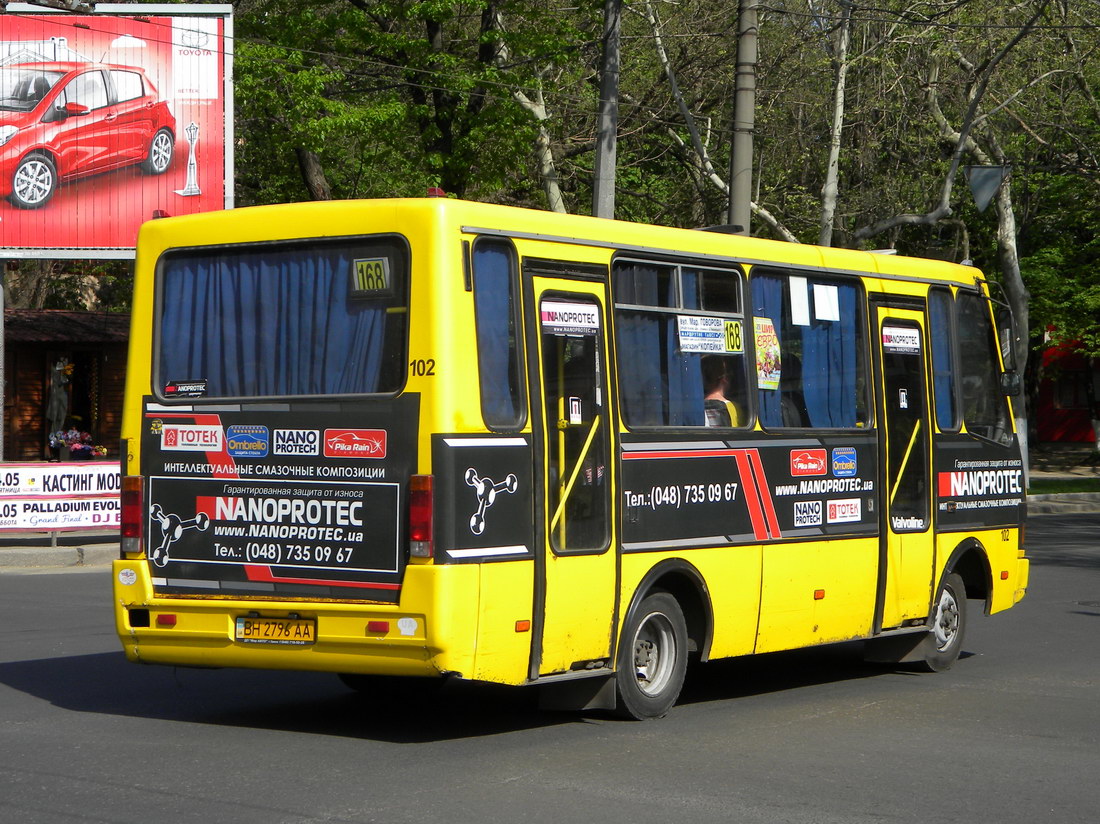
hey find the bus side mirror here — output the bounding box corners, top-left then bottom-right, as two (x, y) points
(1000, 371), (1022, 397)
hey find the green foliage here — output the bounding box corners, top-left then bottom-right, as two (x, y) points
(226, 0), (1100, 360)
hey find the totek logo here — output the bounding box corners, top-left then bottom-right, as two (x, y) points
(273, 429), (320, 456)
(790, 449), (827, 476)
(161, 424), (223, 452)
(323, 429), (387, 459)
(793, 500), (822, 527)
(826, 498), (861, 523)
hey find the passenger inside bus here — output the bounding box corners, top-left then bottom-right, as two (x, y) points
(702, 355), (745, 427)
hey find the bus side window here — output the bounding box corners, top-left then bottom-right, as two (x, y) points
(613, 259), (749, 428)
(928, 288), (959, 431)
(751, 271), (869, 429)
(472, 240), (526, 430)
(956, 291), (1013, 445)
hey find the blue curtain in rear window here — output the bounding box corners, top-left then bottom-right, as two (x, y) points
(159, 247), (386, 397)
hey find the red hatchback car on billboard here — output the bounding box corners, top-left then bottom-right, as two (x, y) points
(0, 61), (176, 209)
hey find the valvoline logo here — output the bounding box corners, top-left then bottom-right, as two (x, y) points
(323, 429), (387, 459)
(790, 449), (827, 476)
(832, 446), (857, 477)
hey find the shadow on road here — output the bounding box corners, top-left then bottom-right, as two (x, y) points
(0, 638), (928, 740)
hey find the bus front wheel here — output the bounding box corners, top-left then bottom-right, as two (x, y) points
(615, 591), (688, 720)
(917, 572), (967, 672)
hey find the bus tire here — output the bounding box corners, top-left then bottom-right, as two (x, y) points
(615, 591), (688, 720)
(917, 572), (967, 672)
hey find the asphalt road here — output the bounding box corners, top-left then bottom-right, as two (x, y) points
(1, 514), (1097, 824)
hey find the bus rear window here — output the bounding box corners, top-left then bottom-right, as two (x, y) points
(156, 237), (409, 399)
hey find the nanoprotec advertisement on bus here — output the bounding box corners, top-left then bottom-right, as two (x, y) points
(0, 4), (231, 254)
(139, 397), (418, 603)
(617, 435), (881, 548)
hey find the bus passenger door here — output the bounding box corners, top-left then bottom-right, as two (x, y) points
(873, 306), (934, 630)
(525, 279), (617, 678)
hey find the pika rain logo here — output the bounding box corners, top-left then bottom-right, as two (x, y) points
(323, 429), (386, 459)
(790, 449), (827, 477)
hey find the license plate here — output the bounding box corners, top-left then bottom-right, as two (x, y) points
(234, 616), (316, 645)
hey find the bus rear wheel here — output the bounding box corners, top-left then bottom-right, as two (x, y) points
(917, 572), (967, 672)
(615, 591), (688, 720)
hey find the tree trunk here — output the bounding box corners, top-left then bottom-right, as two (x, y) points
(592, 0), (621, 218)
(818, 1), (851, 247)
(295, 148), (333, 201)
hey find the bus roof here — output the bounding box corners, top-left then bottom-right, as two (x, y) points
(137, 197), (982, 288)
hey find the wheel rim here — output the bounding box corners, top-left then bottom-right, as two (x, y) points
(631, 610), (677, 697)
(14, 159), (53, 204)
(932, 586), (960, 651)
(150, 133), (172, 171)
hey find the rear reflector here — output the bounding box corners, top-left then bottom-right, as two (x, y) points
(409, 475), (434, 558)
(120, 475), (143, 555)
(156, 614), (177, 627)
(366, 621), (390, 634)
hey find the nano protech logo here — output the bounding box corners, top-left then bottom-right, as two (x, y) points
(273, 429), (320, 456)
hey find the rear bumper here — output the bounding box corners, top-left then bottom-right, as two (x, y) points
(111, 559), (478, 678)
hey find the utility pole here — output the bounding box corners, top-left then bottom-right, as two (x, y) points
(727, 0), (758, 234)
(592, 0), (621, 219)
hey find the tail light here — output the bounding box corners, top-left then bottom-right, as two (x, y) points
(409, 474), (434, 558)
(120, 475), (144, 556)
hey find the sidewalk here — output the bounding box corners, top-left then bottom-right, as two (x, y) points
(0, 530), (119, 569)
(1026, 441), (1100, 515)
(2, 443), (1096, 570)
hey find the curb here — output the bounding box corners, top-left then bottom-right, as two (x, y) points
(1027, 493), (1100, 515)
(0, 544), (118, 569)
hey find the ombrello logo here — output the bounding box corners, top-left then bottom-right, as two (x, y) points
(226, 425), (270, 458)
(832, 446), (857, 477)
(323, 429), (387, 459)
(790, 449), (827, 476)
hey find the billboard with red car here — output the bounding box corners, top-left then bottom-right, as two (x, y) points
(0, 4), (231, 256)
